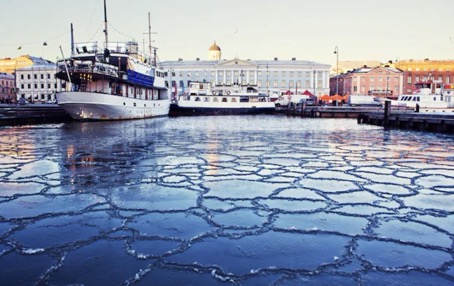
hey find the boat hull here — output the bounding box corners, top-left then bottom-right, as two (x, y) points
(57, 92), (170, 120)
(169, 103), (275, 116)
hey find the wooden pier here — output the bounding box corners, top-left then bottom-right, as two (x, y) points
(0, 104), (72, 126)
(358, 111), (454, 134)
(280, 105), (411, 119)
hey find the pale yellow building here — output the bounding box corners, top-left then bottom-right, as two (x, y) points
(0, 55), (35, 74)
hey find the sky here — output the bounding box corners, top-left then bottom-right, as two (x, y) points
(1, 0), (454, 67)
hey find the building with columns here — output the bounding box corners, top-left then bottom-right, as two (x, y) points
(160, 42), (331, 97)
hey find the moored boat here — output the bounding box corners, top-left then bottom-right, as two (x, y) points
(392, 81), (454, 111)
(55, 1), (170, 121)
(170, 81), (275, 116)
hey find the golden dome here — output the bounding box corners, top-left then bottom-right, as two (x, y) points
(209, 41), (221, 52)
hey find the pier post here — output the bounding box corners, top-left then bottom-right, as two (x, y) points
(384, 101), (391, 127)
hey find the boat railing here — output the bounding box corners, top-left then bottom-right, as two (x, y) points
(58, 60), (119, 78)
(74, 42), (99, 55)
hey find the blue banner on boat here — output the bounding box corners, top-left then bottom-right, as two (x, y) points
(127, 69), (155, 88)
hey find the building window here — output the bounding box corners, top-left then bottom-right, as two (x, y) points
(34, 74), (37, 80)
(289, 80), (294, 88)
(21, 74), (24, 80)
(274, 71), (278, 77)
(289, 71), (294, 77)
(297, 80), (302, 88)
(257, 80), (262, 87)
(407, 77), (412, 84)
(281, 71), (286, 77)
(27, 74), (31, 79)
(281, 80), (286, 88)
(273, 80), (278, 88)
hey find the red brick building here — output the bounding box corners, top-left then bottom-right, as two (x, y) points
(394, 59), (454, 94)
(330, 66), (403, 99)
(0, 72), (16, 103)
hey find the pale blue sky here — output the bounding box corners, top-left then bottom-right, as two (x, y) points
(1, 0), (454, 66)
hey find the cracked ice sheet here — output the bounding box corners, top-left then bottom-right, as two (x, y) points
(167, 231), (350, 274)
(1, 117), (454, 285)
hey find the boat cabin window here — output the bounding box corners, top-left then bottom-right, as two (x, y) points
(239, 96), (249, 103)
(204, 97), (209, 102)
(222, 98), (228, 102)
(195, 97), (201, 101)
(213, 97), (218, 102)
(231, 98), (237, 102)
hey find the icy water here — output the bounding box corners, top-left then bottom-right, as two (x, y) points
(0, 115), (453, 286)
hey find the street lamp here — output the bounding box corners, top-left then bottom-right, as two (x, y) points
(313, 69), (316, 98)
(334, 46), (339, 95)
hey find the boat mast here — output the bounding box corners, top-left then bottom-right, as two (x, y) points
(148, 12), (152, 65)
(103, 0), (110, 60)
(70, 23), (74, 55)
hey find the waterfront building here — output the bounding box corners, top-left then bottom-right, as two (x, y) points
(330, 66), (403, 99)
(160, 42), (331, 97)
(15, 58), (64, 103)
(394, 59), (454, 94)
(0, 55), (36, 74)
(0, 72), (16, 103)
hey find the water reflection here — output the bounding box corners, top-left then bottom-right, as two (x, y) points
(0, 116), (453, 285)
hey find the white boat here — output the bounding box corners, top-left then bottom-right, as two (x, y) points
(170, 81), (275, 115)
(392, 81), (454, 112)
(56, 1), (169, 121)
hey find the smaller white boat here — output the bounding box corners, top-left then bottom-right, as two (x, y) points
(393, 81), (454, 112)
(170, 81), (276, 115)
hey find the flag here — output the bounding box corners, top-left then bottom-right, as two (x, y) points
(17, 46), (21, 50)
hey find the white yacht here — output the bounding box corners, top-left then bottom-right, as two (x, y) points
(55, 1), (170, 121)
(170, 81), (275, 115)
(393, 81), (454, 111)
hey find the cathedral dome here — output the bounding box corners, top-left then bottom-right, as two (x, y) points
(209, 41), (221, 52)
